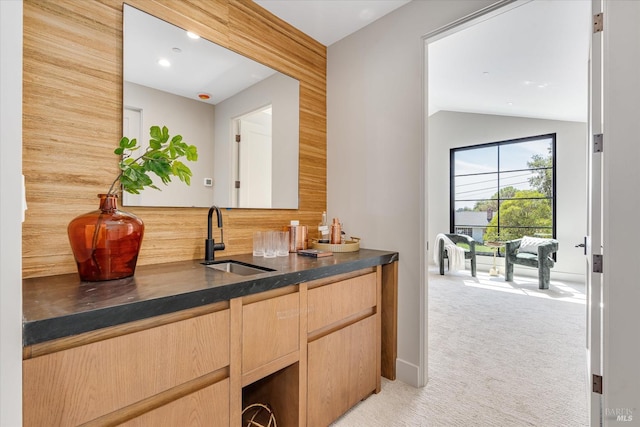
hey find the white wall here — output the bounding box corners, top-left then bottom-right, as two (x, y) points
(123, 81), (215, 207)
(0, 0), (23, 424)
(603, 1), (640, 424)
(330, 0), (640, 420)
(328, 0), (496, 386)
(428, 111), (587, 281)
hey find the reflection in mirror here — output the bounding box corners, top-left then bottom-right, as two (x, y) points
(122, 5), (299, 208)
(235, 105), (272, 208)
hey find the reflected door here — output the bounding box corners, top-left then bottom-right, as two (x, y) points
(235, 106), (273, 208)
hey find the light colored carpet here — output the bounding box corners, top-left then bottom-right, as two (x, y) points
(332, 267), (588, 426)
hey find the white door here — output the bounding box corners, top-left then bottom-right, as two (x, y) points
(238, 120), (272, 208)
(235, 106), (273, 208)
(587, 0), (603, 425)
(598, 1), (640, 423)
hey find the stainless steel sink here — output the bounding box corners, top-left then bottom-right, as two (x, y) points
(202, 260), (274, 276)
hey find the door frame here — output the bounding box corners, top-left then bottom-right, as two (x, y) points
(587, 0), (604, 424)
(422, 1), (600, 424)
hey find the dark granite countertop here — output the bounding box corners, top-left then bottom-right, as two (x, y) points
(23, 249), (398, 346)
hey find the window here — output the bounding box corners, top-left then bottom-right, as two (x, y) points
(450, 134), (556, 252)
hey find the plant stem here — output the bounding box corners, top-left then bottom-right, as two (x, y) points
(109, 147), (154, 195)
(107, 174), (122, 196)
(90, 211), (106, 276)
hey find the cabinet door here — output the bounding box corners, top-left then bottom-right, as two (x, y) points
(23, 309), (230, 427)
(308, 272), (376, 333)
(121, 379), (229, 427)
(307, 315), (377, 427)
(242, 292), (299, 374)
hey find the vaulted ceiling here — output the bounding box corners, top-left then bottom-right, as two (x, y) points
(256, 0), (591, 123)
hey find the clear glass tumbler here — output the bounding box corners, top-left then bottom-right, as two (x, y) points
(264, 231), (277, 258)
(253, 231), (264, 256)
(277, 231), (290, 256)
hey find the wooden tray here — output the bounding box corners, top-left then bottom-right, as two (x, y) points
(310, 237), (360, 253)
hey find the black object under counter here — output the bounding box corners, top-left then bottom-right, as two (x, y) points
(22, 249), (398, 347)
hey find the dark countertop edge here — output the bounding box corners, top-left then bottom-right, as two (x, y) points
(23, 251), (398, 347)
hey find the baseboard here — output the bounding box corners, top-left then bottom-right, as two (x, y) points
(395, 358), (422, 388)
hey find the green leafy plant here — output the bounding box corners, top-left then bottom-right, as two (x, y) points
(107, 125), (198, 195)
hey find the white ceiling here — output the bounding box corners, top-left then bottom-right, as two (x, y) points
(125, 1), (591, 123)
(428, 0), (591, 122)
(253, 0), (411, 46)
(256, 0), (591, 123)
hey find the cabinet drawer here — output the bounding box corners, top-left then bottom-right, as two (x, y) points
(242, 293), (299, 374)
(23, 309), (230, 427)
(307, 315), (378, 426)
(308, 272), (377, 332)
(122, 379), (229, 427)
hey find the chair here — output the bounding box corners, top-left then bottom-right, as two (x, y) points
(504, 236), (559, 289)
(438, 233), (477, 277)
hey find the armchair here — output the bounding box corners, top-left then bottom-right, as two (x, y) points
(438, 233), (477, 277)
(504, 236), (559, 289)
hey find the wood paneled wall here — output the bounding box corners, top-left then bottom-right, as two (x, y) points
(22, 0), (327, 278)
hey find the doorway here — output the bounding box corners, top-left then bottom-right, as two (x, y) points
(424, 0), (592, 422)
(232, 105), (273, 208)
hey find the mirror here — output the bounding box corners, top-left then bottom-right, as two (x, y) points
(122, 5), (299, 208)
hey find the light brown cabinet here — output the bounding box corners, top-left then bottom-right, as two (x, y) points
(307, 272), (380, 426)
(308, 271), (377, 332)
(23, 262), (397, 426)
(23, 308), (230, 426)
(121, 379), (230, 427)
(242, 292), (300, 377)
(308, 316), (378, 426)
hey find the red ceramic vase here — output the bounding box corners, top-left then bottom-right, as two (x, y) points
(68, 194), (144, 281)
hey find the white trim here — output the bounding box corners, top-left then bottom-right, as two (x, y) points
(418, 19), (428, 388)
(0, 0), (23, 425)
(422, 0), (523, 43)
(396, 358), (421, 388)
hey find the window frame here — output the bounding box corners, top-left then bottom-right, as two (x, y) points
(449, 133), (557, 255)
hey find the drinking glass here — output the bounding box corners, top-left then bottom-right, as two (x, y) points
(253, 231), (264, 256)
(264, 231), (277, 258)
(277, 231), (290, 256)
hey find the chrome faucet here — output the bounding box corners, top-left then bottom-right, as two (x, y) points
(205, 206), (225, 262)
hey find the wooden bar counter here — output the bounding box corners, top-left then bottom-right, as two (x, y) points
(23, 249), (398, 427)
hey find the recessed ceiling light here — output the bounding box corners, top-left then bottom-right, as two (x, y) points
(186, 31), (200, 40)
(172, 47), (182, 53)
(198, 93), (211, 100)
(158, 58), (171, 67)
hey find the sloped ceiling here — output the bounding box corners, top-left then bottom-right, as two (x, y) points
(256, 0), (591, 123)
